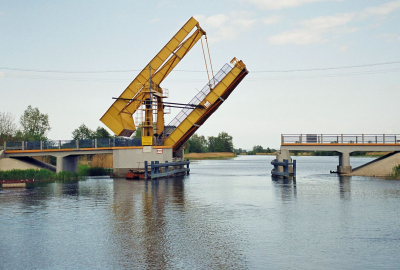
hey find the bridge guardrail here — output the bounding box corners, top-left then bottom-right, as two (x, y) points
(282, 134), (400, 145)
(4, 137), (142, 152)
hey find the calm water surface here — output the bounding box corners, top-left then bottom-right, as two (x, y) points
(1, 156), (400, 269)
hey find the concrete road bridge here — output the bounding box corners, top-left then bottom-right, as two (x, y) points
(280, 134), (400, 174)
(0, 138), (174, 176)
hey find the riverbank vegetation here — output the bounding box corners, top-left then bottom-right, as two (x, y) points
(0, 169), (78, 181)
(184, 152), (236, 160)
(391, 164), (400, 179)
(78, 164), (112, 176)
(185, 132), (234, 154)
(0, 165), (112, 181)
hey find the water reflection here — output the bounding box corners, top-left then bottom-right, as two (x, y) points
(111, 177), (185, 269)
(271, 176), (297, 201)
(110, 177), (248, 269)
(338, 175), (351, 200)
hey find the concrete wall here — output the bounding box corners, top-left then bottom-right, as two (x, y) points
(56, 155), (79, 173)
(349, 152), (400, 177)
(0, 157), (45, 171)
(113, 147), (173, 177)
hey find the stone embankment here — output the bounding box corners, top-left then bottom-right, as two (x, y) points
(349, 152), (400, 177)
(0, 152), (56, 172)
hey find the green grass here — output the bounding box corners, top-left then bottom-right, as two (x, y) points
(78, 164), (112, 176)
(0, 169), (78, 181)
(391, 164), (400, 179)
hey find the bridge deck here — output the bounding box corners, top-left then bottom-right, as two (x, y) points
(2, 138), (171, 157)
(281, 134), (400, 152)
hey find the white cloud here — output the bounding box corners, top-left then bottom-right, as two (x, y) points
(268, 1), (400, 45)
(338, 45), (349, 52)
(378, 33), (400, 42)
(262, 15), (282, 25)
(195, 13), (256, 43)
(359, 0), (400, 19)
(244, 0), (342, 10)
(269, 13), (355, 45)
(157, 1), (169, 8)
(149, 18), (161, 24)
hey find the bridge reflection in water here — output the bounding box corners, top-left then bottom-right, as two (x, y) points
(110, 177), (248, 269)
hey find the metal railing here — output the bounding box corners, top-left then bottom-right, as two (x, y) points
(281, 134), (400, 145)
(166, 63), (233, 131)
(3, 137), (142, 152)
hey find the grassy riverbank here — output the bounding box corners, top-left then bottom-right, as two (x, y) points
(0, 169), (78, 181)
(185, 152), (237, 160)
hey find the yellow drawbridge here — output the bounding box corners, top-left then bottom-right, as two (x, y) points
(100, 17), (248, 152)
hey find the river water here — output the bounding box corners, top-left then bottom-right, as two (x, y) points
(1, 155), (400, 269)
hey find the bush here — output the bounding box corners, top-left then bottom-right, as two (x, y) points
(79, 165), (111, 176)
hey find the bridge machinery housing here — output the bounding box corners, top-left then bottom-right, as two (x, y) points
(100, 17), (248, 176)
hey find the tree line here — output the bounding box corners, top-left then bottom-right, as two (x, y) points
(185, 132), (234, 153)
(0, 106), (51, 145)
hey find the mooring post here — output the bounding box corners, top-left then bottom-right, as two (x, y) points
(76, 140), (79, 149)
(151, 161), (154, 179)
(40, 141), (43, 152)
(3, 141), (6, 152)
(95, 139), (97, 149)
(293, 160), (297, 177)
(156, 161), (160, 174)
(144, 161), (148, 179)
(362, 134), (364, 145)
(22, 141), (24, 152)
(187, 159), (190, 175)
(283, 159), (289, 177)
(165, 161), (168, 173)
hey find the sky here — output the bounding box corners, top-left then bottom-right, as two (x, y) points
(0, 0), (399, 149)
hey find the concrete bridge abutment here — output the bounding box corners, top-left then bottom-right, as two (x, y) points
(337, 152), (352, 174)
(56, 155), (79, 173)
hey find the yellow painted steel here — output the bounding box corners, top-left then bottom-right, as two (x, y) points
(100, 17), (205, 137)
(142, 136), (153, 146)
(163, 60), (247, 148)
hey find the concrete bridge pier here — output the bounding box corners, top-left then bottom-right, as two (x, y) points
(56, 155), (79, 173)
(337, 152), (352, 174)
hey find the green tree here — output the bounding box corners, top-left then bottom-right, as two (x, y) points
(72, 124), (112, 140)
(252, 145), (264, 153)
(0, 112), (18, 145)
(208, 132), (233, 152)
(93, 127), (111, 139)
(20, 105), (51, 141)
(133, 127), (142, 138)
(187, 134), (207, 153)
(72, 124), (93, 140)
